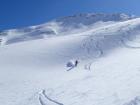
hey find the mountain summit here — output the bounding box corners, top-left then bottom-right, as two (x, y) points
(55, 13), (134, 26)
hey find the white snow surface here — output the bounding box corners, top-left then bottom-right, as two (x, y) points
(0, 13), (140, 105)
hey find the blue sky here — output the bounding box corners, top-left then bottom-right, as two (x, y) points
(0, 0), (140, 30)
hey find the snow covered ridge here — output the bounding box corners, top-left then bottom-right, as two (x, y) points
(0, 13), (136, 45)
(54, 13), (135, 26)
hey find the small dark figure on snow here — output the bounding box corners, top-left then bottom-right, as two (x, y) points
(75, 60), (78, 67)
(66, 59), (79, 71)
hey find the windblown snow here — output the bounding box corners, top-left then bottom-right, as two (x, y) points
(0, 13), (140, 105)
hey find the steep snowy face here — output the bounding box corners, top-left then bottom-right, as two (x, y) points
(0, 13), (135, 45)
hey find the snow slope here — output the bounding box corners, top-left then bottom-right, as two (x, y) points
(0, 13), (140, 105)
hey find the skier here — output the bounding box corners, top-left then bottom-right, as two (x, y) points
(66, 59), (79, 71)
(75, 60), (78, 67)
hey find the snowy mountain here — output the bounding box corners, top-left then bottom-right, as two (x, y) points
(0, 13), (135, 45)
(0, 13), (140, 105)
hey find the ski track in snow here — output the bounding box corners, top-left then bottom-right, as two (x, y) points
(39, 90), (64, 105)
